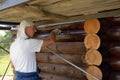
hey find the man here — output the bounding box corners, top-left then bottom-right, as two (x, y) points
(10, 20), (58, 80)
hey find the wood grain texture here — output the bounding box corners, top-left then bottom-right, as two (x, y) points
(40, 42), (86, 54)
(86, 66), (102, 80)
(85, 49), (102, 66)
(84, 34), (100, 49)
(38, 63), (85, 78)
(84, 19), (100, 33)
(39, 72), (86, 80)
(37, 53), (84, 65)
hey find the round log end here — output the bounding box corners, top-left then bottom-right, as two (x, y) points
(84, 34), (100, 49)
(86, 66), (102, 80)
(85, 49), (102, 66)
(84, 19), (100, 33)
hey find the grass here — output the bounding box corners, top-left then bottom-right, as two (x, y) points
(0, 55), (13, 75)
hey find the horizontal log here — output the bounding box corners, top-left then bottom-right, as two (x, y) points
(56, 29), (86, 42)
(100, 42), (120, 57)
(36, 30), (86, 42)
(109, 46), (120, 56)
(39, 65), (102, 80)
(106, 26), (120, 40)
(56, 35), (85, 42)
(36, 22), (84, 34)
(37, 49), (102, 66)
(86, 66), (102, 80)
(39, 72), (87, 80)
(100, 42), (120, 49)
(84, 34), (100, 49)
(36, 27), (119, 43)
(85, 49), (102, 66)
(36, 29), (86, 36)
(40, 42), (86, 54)
(106, 17), (120, 26)
(109, 57), (120, 70)
(37, 53), (84, 65)
(108, 42), (120, 48)
(38, 63), (85, 78)
(84, 19), (100, 33)
(109, 71), (120, 80)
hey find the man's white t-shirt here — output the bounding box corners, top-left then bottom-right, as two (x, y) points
(10, 39), (43, 73)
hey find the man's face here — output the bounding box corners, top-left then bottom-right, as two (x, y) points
(25, 26), (37, 38)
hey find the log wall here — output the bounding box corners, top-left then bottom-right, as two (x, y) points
(11, 17), (120, 80)
(98, 17), (120, 80)
(37, 19), (103, 80)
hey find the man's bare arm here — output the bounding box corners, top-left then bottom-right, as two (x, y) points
(42, 31), (56, 47)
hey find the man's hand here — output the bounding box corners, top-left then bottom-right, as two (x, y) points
(42, 29), (61, 47)
(52, 29), (61, 35)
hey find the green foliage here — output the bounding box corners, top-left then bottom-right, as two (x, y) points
(0, 31), (12, 55)
(0, 31), (13, 75)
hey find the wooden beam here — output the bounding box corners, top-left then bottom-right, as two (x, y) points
(36, 9), (120, 25)
(64, 9), (120, 21)
(41, 9), (68, 20)
(42, 0), (120, 16)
